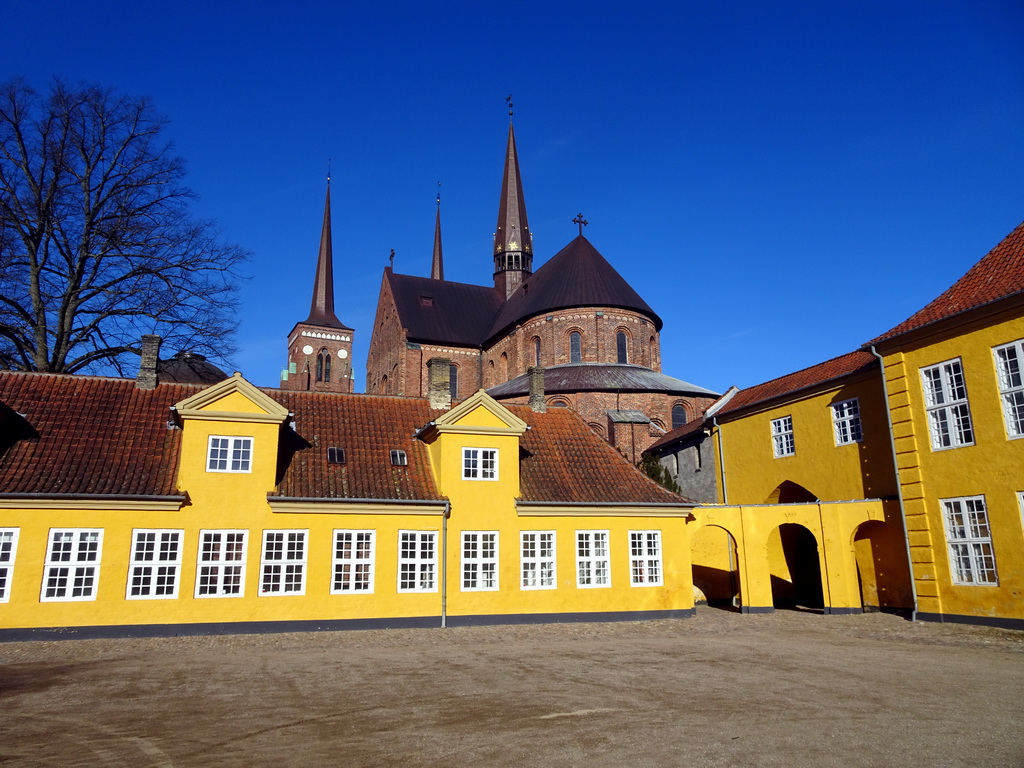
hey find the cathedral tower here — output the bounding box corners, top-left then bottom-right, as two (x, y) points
(492, 117), (533, 299)
(281, 183), (355, 393)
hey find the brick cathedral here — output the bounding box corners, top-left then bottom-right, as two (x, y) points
(284, 116), (717, 461)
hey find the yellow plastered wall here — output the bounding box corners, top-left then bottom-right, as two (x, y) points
(879, 305), (1024, 622)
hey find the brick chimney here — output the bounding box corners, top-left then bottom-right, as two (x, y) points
(427, 357), (452, 410)
(528, 366), (546, 412)
(136, 334), (162, 390)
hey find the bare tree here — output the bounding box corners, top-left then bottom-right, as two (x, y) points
(0, 78), (248, 374)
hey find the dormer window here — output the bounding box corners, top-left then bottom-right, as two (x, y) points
(207, 436), (253, 473)
(463, 448), (498, 480)
(419, 295), (434, 307)
(327, 447), (346, 465)
(390, 449), (408, 466)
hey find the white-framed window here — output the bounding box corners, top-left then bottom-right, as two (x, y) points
(941, 496), (997, 585)
(461, 531), (499, 591)
(332, 530), (375, 593)
(921, 359), (974, 450)
(398, 531), (437, 593)
(521, 531), (556, 589)
(260, 530), (307, 596)
(41, 529), (103, 602)
(0, 528), (19, 603)
(629, 530), (663, 586)
(462, 447), (498, 480)
(207, 435), (253, 473)
(576, 530), (610, 588)
(195, 530), (248, 597)
(831, 398), (862, 445)
(127, 529), (183, 599)
(771, 416), (795, 457)
(993, 339), (1024, 438)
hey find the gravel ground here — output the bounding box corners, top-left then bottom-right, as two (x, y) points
(2, 608), (1022, 767)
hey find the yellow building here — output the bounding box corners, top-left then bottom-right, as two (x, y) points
(868, 220), (1024, 629)
(0, 368), (695, 639)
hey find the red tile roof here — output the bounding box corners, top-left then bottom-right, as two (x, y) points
(870, 220), (1024, 345)
(717, 350), (877, 417)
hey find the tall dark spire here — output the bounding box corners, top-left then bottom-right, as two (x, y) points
(431, 184), (444, 280)
(306, 183), (344, 328)
(493, 108), (533, 299)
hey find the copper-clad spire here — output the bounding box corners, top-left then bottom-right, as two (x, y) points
(493, 111), (533, 299)
(305, 183), (345, 328)
(431, 184), (444, 280)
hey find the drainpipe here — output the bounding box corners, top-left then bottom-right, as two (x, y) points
(441, 500), (451, 628)
(869, 345), (919, 621)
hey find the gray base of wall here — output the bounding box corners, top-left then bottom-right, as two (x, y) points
(0, 608), (695, 643)
(824, 606), (863, 615)
(917, 611), (1024, 631)
(740, 606), (864, 616)
(740, 605), (774, 614)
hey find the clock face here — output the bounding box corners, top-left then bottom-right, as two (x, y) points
(302, 344), (314, 355)
(338, 349), (348, 359)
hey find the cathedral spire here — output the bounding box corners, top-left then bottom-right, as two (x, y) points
(306, 182), (343, 328)
(431, 184), (444, 280)
(493, 101), (533, 299)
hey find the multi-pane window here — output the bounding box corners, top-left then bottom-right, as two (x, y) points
(41, 529), (102, 601)
(521, 531), (556, 589)
(771, 416), (795, 457)
(994, 339), (1024, 438)
(127, 529), (182, 599)
(616, 331), (628, 364)
(332, 530), (375, 593)
(831, 398), (863, 445)
(629, 530), (663, 586)
(462, 448), (498, 480)
(449, 364), (459, 401)
(461, 532), (499, 591)
(921, 359), (974, 450)
(207, 435), (253, 472)
(569, 331), (582, 363)
(195, 530), (248, 597)
(941, 496), (997, 585)
(0, 529), (19, 603)
(398, 531), (437, 592)
(260, 530), (307, 596)
(576, 530), (610, 588)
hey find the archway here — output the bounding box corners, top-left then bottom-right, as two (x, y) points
(766, 523), (823, 610)
(691, 525), (740, 610)
(853, 520), (913, 613)
(765, 480), (816, 504)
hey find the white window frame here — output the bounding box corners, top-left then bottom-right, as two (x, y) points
(41, 529), (103, 602)
(332, 530), (375, 594)
(831, 398), (863, 445)
(195, 530), (248, 598)
(461, 531), (499, 591)
(462, 447), (498, 481)
(521, 531), (556, 590)
(921, 359), (974, 450)
(941, 496), (998, 586)
(126, 529), (183, 600)
(771, 416), (795, 457)
(259, 530), (308, 596)
(576, 530), (610, 588)
(993, 339), (1024, 439)
(207, 435), (253, 473)
(629, 530), (663, 586)
(0, 528), (19, 603)
(398, 530), (437, 593)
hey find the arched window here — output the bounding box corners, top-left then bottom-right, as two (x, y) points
(569, 331), (582, 363)
(499, 352), (509, 380)
(616, 331), (628, 364)
(449, 364), (459, 400)
(316, 348), (331, 382)
(671, 403), (687, 430)
(533, 337), (541, 366)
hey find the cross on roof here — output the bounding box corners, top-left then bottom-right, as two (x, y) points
(572, 213), (588, 237)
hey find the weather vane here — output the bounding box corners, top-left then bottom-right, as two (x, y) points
(437, 181), (441, 206)
(506, 94), (513, 118)
(389, 248), (395, 269)
(327, 158), (331, 185)
(573, 213), (588, 237)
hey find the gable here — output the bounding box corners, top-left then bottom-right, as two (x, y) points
(174, 374), (288, 424)
(431, 389), (528, 436)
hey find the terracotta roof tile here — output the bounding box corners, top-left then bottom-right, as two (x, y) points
(870, 220), (1024, 345)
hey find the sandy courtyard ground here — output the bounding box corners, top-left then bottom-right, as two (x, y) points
(1, 608), (1022, 767)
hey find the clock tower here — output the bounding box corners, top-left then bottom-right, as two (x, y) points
(281, 182), (355, 393)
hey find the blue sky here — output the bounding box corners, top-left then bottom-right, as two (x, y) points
(6, 1), (1023, 393)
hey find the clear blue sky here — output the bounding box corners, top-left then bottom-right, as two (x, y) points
(7, 1), (1023, 393)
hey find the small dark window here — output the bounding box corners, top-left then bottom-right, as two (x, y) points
(327, 447), (346, 465)
(569, 331), (582, 363)
(390, 449), (408, 466)
(672, 404), (687, 430)
(419, 295), (434, 307)
(533, 337), (541, 366)
(616, 331), (628, 364)
(449, 364), (459, 400)
(317, 348), (331, 383)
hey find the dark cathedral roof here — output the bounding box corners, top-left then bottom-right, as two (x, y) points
(487, 363), (719, 399)
(156, 352), (230, 385)
(386, 270), (503, 347)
